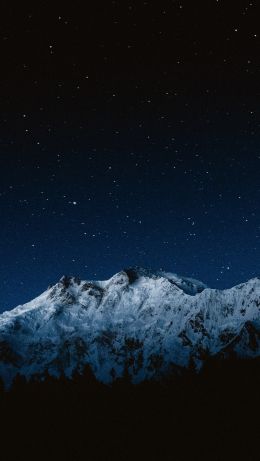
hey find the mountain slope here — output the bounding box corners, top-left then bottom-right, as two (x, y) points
(0, 268), (260, 387)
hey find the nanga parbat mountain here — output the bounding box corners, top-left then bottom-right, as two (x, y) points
(1, 267), (260, 387)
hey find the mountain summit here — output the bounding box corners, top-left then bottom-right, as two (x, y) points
(0, 268), (260, 387)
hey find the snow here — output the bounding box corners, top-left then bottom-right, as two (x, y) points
(0, 269), (260, 387)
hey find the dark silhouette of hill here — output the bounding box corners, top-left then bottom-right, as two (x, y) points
(1, 358), (260, 461)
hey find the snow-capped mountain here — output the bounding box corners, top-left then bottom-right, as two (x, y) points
(0, 268), (260, 387)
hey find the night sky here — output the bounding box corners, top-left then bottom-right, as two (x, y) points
(0, 1), (259, 312)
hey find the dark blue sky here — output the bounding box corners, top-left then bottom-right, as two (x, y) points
(0, 1), (259, 311)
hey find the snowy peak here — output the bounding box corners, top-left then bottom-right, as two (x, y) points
(0, 269), (259, 387)
(54, 268), (207, 298)
(119, 267), (207, 294)
(156, 270), (207, 295)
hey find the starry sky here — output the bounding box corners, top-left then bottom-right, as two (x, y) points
(0, 1), (260, 311)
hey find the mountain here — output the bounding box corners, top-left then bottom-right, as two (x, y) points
(0, 267), (260, 387)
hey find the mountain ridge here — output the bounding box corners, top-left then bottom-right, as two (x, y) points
(0, 268), (260, 387)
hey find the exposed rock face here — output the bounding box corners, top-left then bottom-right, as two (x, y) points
(0, 268), (260, 387)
